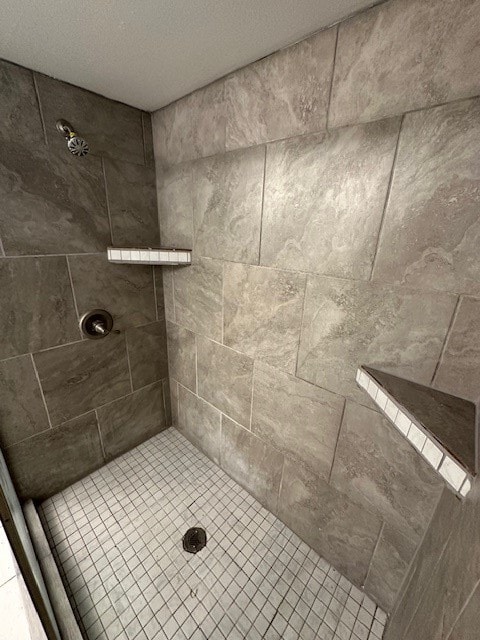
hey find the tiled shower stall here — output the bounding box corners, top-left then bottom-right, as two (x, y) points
(0, 0), (480, 638)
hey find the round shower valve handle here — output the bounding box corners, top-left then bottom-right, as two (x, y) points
(80, 309), (114, 339)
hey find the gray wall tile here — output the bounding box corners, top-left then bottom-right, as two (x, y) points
(166, 321), (196, 392)
(447, 581), (480, 640)
(160, 266), (175, 322)
(0, 140), (109, 255)
(142, 112), (155, 167)
(126, 321), (168, 390)
(221, 415), (284, 513)
(225, 27), (337, 150)
(4, 412), (104, 500)
(97, 381), (167, 460)
(251, 362), (343, 478)
(173, 258), (223, 341)
(68, 254), (156, 330)
(177, 384), (221, 464)
(372, 98), (480, 295)
(0, 60), (43, 145)
(261, 118), (400, 279)
(223, 263), (306, 373)
(170, 379), (179, 426)
(157, 162), (194, 249)
(103, 158), (159, 247)
(197, 336), (253, 427)
(0, 355), (50, 448)
(34, 335), (131, 424)
(0, 257), (79, 360)
(278, 457), (382, 586)
(193, 146), (265, 264)
(329, 0), (480, 128)
(297, 275), (457, 403)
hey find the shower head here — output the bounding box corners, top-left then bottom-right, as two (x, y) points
(55, 119), (89, 157)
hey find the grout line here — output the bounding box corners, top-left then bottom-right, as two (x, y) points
(0, 235), (5, 257)
(368, 114), (405, 281)
(94, 409), (107, 461)
(65, 256), (83, 341)
(123, 332), (134, 393)
(152, 265), (159, 321)
(161, 379), (169, 425)
(171, 268), (177, 323)
(294, 275), (309, 377)
(248, 360), (255, 431)
(325, 24), (340, 131)
(445, 577), (480, 639)
(141, 112), (149, 167)
(221, 261), (225, 344)
(328, 398), (347, 484)
(363, 521), (385, 589)
(194, 333), (198, 395)
(32, 72), (48, 146)
(431, 295), (462, 385)
(257, 145), (268, 265)
(30, 354), (53, 429)
(101, 157), (115, 245)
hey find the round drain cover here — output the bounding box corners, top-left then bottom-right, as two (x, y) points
(183, 527), (207, 554)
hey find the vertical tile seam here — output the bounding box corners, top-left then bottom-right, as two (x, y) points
(65, 256), (82, 340)
(248, 360), (255, 432)
(0, 235), (5, 257)
(101, 157), (115, 246)
(325, 24), (340, 131)
(141, 112), (148, 167)
(124, 333), (134, 393)
(30, 353), (53, 429)
(327, 397), (347, 484)
(430, 295), (462, 385)
(32, 72), (48, 146)
(94, 409), (107, 462)
(161, 378), (169, 426)
(221, 260), (225, 344)
(257, 145), (268, 265)
(445, 577), (480, 639)
(363, 520), (385, 589)
(152, 266), (159, 322)
(294, 274), (309, 377)
(368, 114), (405, 281)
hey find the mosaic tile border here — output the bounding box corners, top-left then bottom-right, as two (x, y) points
(107, 247), (191, 266)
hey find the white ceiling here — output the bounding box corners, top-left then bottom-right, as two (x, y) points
(0, 0), (378, 112)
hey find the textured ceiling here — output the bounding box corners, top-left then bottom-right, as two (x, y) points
(0, 0), (378, 111)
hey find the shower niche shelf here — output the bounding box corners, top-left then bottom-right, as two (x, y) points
(357, 366), (477, 499)
(107, 247), (191, 266)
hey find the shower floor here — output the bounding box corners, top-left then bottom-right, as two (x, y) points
(40, 428), (386, 640)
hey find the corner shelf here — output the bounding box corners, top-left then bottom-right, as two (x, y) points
(107, 247), (191, 266)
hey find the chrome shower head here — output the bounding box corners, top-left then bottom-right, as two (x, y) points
(56, 119), (89, 157)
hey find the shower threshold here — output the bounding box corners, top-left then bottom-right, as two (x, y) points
(39, 429), (386, 640)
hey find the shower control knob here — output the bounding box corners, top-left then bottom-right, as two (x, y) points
(80, 309), (114, 339)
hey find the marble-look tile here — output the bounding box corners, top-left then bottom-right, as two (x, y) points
(177, 384), (221, 464)
(221, 415), (284, 513)
(434, 297), (480, 402)
(103, 159), (159, 247)
(159, 266), (175, 322)
(223, 263), (306, 372)
(365, 524), (417, 613)
(34, 334), (131, 425)
(0, 257), (79, 360)
(126, 321), (168, 390)
(4, 412), (104, 500)
(278, 457), (382, 585)
(152, 80), (225, 168)
(0, 139), (109, 255)
(170, 379), (179, 427)
(297, 275), (457, 404)
(0, 59), (43, 145)
(196, 336), (253, 427)
(166, 321), (196, 392)
(0, 355), (50, 448)
(142, 112), (155, 167)
(373, 98), (480, 295)
(448, 581), (480, 640)
(261, 118), (400, 279)
(157, 162), (194, 249)
(68, 254), (156, 330)
(331, 401), (443, 541)
(97, 382), (166, 460)
(193, 146), (265, 263)
(35, 73), (144, 164)
(162, 378), (172, 426)
(154, 266), (166, 321)
(251, 363), (343, 477)
(329, 0), (480, 127)
(225, 26), (336, 150)
(172, 258), (223, 341)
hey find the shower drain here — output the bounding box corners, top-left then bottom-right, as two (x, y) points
(182, 527), (207, 554)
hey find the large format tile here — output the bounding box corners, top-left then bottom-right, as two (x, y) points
(0, 139), (109, 255)
(261, 118), (400, 279)
(223, 263), (306, 372)
(68, 254), (156, 330)
(0, 59), (43, 145)
(372, 98), (480, 296)
(221, 415), (284, 512)
(103, 159), (159, 247)
(166, 321), (196, 392)
(97, 382), (166, 460)
(193, 146), (265, 263)
(251, 363), (343, 478)
(126, 321), (168, 390)
(160, 266), (175, 322)
(34, 335), (131, 424)
(177, 384), (221, 464)
(152, 80), (225, 168)
(35, 73), (145, 164)
(297, 275), (457, 403)
(157, 162), (194, 249)
(329, 0), (480, 127)
(278, 458), (382, 585)
(4, 412), (104, 500)
(331, 402), (443, 541)
(0, 257), (79, 360)
(0, 355), (50, 448)
(225, 26), (336, 150)
(142, 112), (155, 167)
(172, 258), (223, 341)
(448, 581), (480, 640)
(197, 336), (253, 427)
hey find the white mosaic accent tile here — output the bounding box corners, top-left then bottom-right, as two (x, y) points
(459, 478), (472, 498)
(40, 429), (386, 640)
(406, 423), (427, 452)
(107, 248), (192, 266)
(420, 438), (443, 470)
(439, 456), (467, 491)
(394, 411), (411, 436)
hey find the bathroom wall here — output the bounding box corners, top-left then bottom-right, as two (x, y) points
(0, 60), (168, 501)
(152, 0), (480, 615)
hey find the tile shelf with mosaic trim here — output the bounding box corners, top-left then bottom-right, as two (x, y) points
(356, 366), (477, 499)
(107, 246), (192, 265)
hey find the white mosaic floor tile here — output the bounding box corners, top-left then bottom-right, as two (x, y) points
(40, 428), (386, 640)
